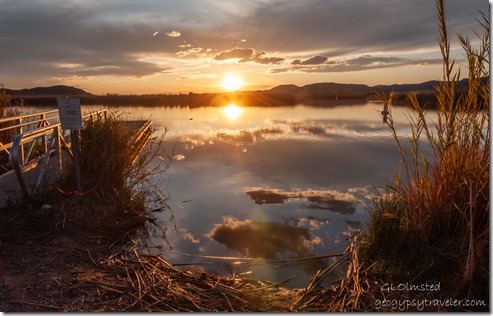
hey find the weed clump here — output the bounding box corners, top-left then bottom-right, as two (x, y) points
(0, 88), (24, 169)
(362, 0), (489, 309)
(47, 110), (172, 246)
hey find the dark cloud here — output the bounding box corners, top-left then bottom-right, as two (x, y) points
(251, 52), (285, 65)
(0, 1), (182, 85)
(292, 55), (328, 65)
(207, 216), (321, 258)
(214, 48), (284, 64)
(0, 0), (486, 90)
(214, 48), (255, 61)
(272, 55), (443, 74)
(66, 58), (171, 78)
(243, 0), (486, 53)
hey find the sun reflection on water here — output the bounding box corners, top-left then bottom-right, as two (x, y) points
(223, 103), (243, 120)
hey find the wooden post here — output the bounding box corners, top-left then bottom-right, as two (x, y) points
(41, 113), (48, 153)
(57, 97), (83, 192)
(55, 126), (62, 179)
(70, 129), (82, 192)
(16, 118), (25, 164)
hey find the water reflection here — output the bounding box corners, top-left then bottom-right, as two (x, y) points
(223, 103), (243, 120)
(290, 122), (328, 135)
(216, 128), (283, 146)
(73, 102), (424, 288)
(245, 188), (358, 215)
(207, 216), (322, 259)
(281, 215), (331, 230)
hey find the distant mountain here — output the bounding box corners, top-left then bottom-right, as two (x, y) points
(269, 78), (474, 95)
(372, 80), (438, 92)
(6, 85), (92, 96)
(5, 78), (481, 100)
(304, 82), (373, 94)
(269, 84), (301, 94)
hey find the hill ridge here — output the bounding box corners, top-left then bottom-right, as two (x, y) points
(269, 78), (473, 94)
(5, 85), (93, 96)
(4, 78), (477, 97)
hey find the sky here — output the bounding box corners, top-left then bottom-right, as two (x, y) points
(0, 0), (489, 95)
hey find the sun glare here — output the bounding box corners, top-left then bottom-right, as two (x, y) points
(223, 103), (243, 120)
(221, 73), (244, 91)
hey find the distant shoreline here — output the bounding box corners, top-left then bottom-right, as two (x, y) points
(9, 90), (438, 108)
(6, 78), (480, 108)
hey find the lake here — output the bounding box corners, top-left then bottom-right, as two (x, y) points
(27, 101), (416, 288)
(107, 101), (418, 288)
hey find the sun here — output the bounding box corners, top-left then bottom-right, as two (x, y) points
(221, 73), (244, 91)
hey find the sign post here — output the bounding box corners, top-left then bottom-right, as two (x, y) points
(57, 97), (83, 192)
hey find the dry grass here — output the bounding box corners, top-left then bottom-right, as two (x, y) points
(25, 110), (174, 247)
(360, 0), (489, 310)
(0, 88), (23, 170)
(59, 249), (298, 312)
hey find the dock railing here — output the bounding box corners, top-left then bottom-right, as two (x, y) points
(5, 109), (107, 197)
(0, 110), (60, 157)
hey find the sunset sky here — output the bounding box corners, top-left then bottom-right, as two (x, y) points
(0, 0), (488, 95)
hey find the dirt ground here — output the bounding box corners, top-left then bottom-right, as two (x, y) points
(0, 208), (116, 312)
(0, 203), (300, 312)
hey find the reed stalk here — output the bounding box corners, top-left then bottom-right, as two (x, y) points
(362, 0), (489, 308)
(52, 110), (173, 246)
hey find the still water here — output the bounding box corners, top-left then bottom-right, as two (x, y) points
(29, 102), (416, 288)
(113, 102), (417, 289)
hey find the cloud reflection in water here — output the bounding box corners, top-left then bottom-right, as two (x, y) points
(208, 216), (322, 259)
(245, 188), (358, 215)
(216, 127), (283, 146)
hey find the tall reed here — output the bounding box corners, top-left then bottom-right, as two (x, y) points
(363, 0), (489, 302)
(0, 88), (23, 143)
(58, 110), (172, 244)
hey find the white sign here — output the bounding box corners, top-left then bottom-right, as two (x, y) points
(57, 97), (82, 130)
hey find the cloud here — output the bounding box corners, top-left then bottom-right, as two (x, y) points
(214, 47), (284, 65)
(64, 58), (171, 78)
(214, 48), (254, 60)
(235, 0), (486, 54)
(207, 216), (322, 258)
(272, 55), (443, 74)
(166, 30), (182, 37)
(0, 0), (485, 91)
(0, 1), (184, 85)
(292, 55), (328, 65)
(251, 52), (285, 65)
(244, 188), (358, 215)
(179, 72), (217, 80)
(176, 47), (204, 57)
